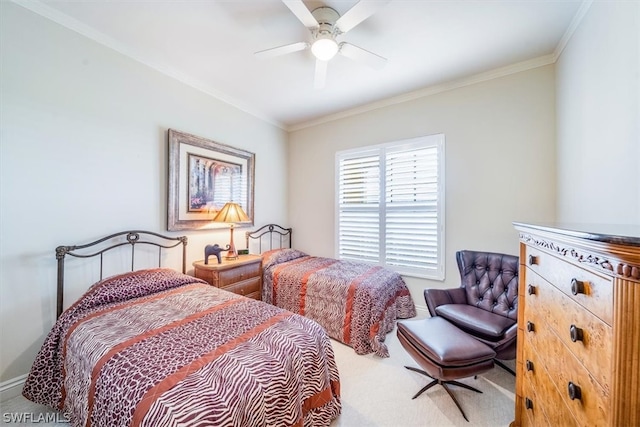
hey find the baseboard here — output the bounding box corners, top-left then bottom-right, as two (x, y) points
(0, 374), (27, 402)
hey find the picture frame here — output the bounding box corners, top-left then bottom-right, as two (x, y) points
(167, 129), (255, 231)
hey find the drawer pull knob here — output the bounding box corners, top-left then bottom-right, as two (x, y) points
(527, 285), (536, 295)
(571, 278), (585, 295)
(525, 398), (533, 410)
(570, 325), (584, 342)
(568, 382), (582, 401)
(527, 321), (535, 332)
(528, 255), (538, 266)
(526, 360), (534, 372)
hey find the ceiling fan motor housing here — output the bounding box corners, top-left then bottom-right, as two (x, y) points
(311, 6), (340, 39)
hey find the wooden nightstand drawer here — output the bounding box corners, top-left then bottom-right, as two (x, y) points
(218, 263), (261, 287)
(193, 255), (262, 301)
(224, 277), (261, 299)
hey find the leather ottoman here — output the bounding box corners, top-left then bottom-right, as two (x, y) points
(397, 316), (496, 421)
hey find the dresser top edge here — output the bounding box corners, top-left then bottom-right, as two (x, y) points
(513, 222), (640, 247)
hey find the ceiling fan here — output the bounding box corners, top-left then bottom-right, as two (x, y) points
(255, 0), (390, 89)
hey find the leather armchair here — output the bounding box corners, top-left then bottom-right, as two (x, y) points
(424, 250), (519, 375)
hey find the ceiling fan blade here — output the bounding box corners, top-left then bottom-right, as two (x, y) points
(255, 41), (310, 59)
(282, 0), (319, 28)
(335, 0), (390, 33)
(314, 59), (328, 89)
(339, 42), (387, 69)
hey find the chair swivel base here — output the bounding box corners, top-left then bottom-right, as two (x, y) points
(495, 359), (516, 376)
(405, 366), (481, 422)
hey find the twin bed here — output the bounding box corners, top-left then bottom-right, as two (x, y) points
(23, 226), (415, 426)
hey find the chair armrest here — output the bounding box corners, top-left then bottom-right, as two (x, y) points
(423, 287), (467, 317)
(502, 323), (518, 342)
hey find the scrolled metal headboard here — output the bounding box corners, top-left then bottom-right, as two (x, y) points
(55, 230), (187, 318)
(245, 224), (292, 253)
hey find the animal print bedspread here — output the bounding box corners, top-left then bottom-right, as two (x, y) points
(262, 250), (417, 357)
(23, 268), (341, 427)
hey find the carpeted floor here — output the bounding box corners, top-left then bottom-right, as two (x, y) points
(1, 323), (515, 427)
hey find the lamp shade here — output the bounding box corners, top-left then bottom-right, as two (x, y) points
(212, 202), (249, 224)
(212, 202), (249, 260)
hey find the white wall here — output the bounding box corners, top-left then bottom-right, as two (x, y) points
(556, 1), (639, 224)
(0, 3), (288, 384)
(288, 65), (557, 308)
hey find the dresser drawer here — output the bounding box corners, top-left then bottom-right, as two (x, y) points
(524, 301), (610, 426)
(218, 262), (261, 287)
(526, 269), (612, 390)
(521, 339), (577, 427)
(524, 245), (613, 325)
(223, 277), (261, 299)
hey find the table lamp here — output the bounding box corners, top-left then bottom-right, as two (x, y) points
(212, 202), (249, 260)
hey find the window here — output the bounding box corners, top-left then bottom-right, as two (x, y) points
(336, 134), (445, 279)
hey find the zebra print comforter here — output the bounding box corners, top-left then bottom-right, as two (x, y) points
(262, 249), (417, 357)
(23, 268), (341, 427)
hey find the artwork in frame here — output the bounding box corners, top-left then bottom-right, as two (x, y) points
(168, 129), (254, 231)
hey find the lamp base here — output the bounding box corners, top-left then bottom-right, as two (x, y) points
(225, 243), (238, 260)
(224, 223), (239, 260)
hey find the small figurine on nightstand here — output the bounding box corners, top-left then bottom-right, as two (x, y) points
(204, 244), (230, 265)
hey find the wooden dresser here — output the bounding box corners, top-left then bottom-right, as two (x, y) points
(193, 255), (262, 300)
(512, 222), (640, 427)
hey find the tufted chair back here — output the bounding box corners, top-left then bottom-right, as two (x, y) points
(457, 250), (519, 321)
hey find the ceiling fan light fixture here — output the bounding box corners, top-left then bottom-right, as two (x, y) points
(311, 36), (338, 61)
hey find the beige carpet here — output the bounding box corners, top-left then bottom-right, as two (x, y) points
(1, 325), (515, 427)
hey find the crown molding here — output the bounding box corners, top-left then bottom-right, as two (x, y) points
(287, 54), (555, 132)
(553, 0), (594, 61)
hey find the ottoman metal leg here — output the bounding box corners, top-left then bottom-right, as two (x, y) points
(405, 366), (483, 422)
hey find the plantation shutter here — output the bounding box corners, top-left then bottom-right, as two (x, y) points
(337, 151), (381, 263)
(385, 143), (442, 277)
(336, 135), (444, 280)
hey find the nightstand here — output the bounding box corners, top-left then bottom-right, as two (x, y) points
(192, 255), (262, 300)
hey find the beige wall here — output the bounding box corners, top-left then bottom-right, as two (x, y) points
(288, 65), (557, 309)
(556, 1), (639, 224)
(0, 3), (288, 385)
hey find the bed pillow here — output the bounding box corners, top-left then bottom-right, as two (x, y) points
(262, 248), (308, 270)
(70, 268), (204, 319)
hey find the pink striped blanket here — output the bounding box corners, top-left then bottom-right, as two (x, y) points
(23, 268), (341, 427)
(262, 249), (417, 357)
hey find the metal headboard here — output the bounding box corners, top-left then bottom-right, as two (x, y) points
(245, 224), (292, 253)
(55, 230), (187, 318)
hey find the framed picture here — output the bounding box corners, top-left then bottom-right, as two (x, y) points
(168, 129), (254, 231)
